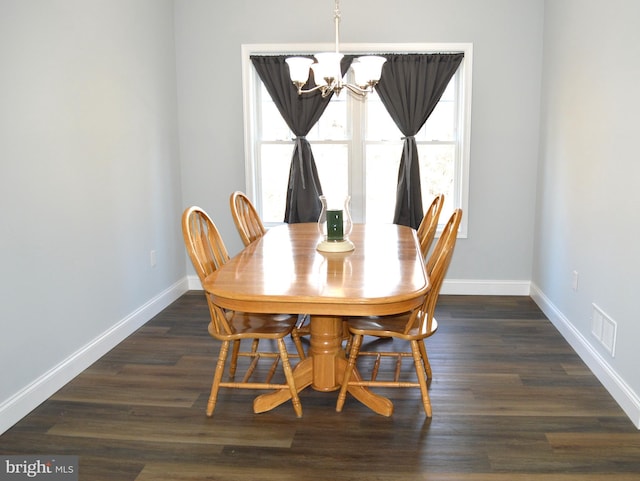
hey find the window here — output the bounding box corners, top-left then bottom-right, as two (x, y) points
(242, 43), (472, 236)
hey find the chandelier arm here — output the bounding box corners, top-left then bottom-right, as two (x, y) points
(343, 83), (372, 97)
(295, 84), (325, 95)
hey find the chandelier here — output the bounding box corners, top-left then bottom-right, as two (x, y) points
(285, 0), (386, 98)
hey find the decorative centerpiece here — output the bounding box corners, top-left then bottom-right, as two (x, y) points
(316, 195), (355, 252)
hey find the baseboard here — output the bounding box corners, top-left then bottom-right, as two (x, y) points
(188, 275), (531, 296)
(530, 284), (640, 429)
(0, 278), (189, 435)
(441, 279), (531, 296)
(187, 274), (203, 290)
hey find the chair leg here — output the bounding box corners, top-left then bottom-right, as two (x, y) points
(290, 328), (306, 360)
(343, 321), (354, 353)
(336, 333), (362, 412)
(418, 339), (432, 379)
(277, 338), (302, 418)
(344, 334), (352, 356)
(229, 340), (241, 378)
(207, 340), (230, 417)
(341, 319), (350, 340)
(411, 340), (432, 417)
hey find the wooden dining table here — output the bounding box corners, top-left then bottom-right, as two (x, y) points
(202, 222), (429, 416)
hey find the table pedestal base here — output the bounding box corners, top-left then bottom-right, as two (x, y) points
(253, 315), (393, 417)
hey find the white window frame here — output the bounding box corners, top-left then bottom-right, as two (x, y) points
(241, 43), (472, 237)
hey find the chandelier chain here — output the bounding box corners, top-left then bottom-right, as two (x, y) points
(333, 0), (341, 54)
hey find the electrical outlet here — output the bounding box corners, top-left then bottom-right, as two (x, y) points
(150, 250), (157, 267)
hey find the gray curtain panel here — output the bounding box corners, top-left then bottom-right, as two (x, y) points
(251, 55), (353, 223)
(375, 53), (464, 229)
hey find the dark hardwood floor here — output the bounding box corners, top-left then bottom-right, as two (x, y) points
(2, 292), (639, 480)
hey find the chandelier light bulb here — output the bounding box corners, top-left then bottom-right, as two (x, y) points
(285, 57), (313, 85)
(352, 55), (387, 88)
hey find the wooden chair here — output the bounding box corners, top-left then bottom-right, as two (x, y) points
(230, 191), (266, 247)
(182, 206), (303, 417)
(416, 194), (445, 260)
(336, 209), (463, 417)
(228, 191), (311, 346)
(341, 194), (443, 354)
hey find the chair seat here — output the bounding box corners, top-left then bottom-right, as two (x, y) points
(347, 315), (438, 341)
(209, 312), (299, 341)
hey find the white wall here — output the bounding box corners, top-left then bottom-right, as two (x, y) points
(174, 0), (545, 292)
(0, 0), (186, 433)
(534, 0), (640, 426)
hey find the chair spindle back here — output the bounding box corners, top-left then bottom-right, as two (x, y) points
(416, 194), (445, 259)
(181, 206), (234, 335)
(406, 209), (462, 335)
(230, 191), (266, 247)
